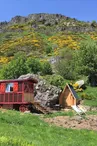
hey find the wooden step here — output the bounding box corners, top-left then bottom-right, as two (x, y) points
(33, 102), (50, 114)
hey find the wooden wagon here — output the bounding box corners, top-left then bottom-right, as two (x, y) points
(0, 78), (38, 112)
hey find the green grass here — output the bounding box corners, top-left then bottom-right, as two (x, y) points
(43, 110), (74, 118)
(84, 86), (97, 98)
(77, 86), (97, 107)
(87, 111), (97, 115)
(83, 99), (97, 107)
(0, 110), (97, 146)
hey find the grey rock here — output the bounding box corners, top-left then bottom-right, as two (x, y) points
(19, 74), (61, 108)
(9, 16), (28, 24)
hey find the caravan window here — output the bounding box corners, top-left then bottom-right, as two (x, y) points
(6, 83), (14, 92)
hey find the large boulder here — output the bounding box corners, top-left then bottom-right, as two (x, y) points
(18, 74), (62, 107)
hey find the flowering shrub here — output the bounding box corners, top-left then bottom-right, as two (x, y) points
(48, 34), (80, 49)
(0, 57), (9, 64)
(0, 32), (44, 55)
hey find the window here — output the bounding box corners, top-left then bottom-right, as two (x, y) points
(6, 83), (14, 92)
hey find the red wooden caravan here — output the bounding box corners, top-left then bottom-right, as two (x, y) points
(0, 78), (38, 112)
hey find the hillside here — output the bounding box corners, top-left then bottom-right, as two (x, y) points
(1, 13), (97, 146)
(0, 13), (97, 106)
(0, 13), (97, 64)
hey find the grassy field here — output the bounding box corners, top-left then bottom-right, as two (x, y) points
(43, 110), (74, 118)
(83, 99), (97, 107)
(0, 110), (97, 146)
(77, 86), (97, 107)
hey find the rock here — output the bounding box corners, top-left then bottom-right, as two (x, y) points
(0, 13), (97, 34)
(71, 116), (83, 121)
(18, 74), (61, 108)
(9, 16), (28, 24)
(84, 106), (91, 111)
(91, 107), (97, 111)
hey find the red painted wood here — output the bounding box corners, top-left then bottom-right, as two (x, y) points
(13, 82), (18, 92)
(0, 83), (5, 92)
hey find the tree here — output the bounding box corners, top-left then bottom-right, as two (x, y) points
(56, 60), (76, 80)
(55, 47), (76, 80)
(1, 53), (28, 79)
(26, 58), (42, 74)
(73, 39), (97, 86)
(42, 61), (52, 75)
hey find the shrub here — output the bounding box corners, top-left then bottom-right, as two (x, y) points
(26, 58), (42, 74)
(1, 53), (28, 79)
(81, 93), (96, 100)
(45, 46), (52, 54)
(56, 60), (76, 80)
(45, 74), (65, 88)
(42, 61), (52, 75)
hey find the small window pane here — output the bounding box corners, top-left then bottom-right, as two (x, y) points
(6, 83), (14, 92)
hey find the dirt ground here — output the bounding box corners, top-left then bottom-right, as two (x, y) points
(44, 115), (97, 131)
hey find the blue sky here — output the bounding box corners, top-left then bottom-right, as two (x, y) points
(0, 0), (97, 22)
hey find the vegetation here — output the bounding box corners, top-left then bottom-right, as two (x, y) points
(0, 53), (28, 79)
(73, 39), (97, 85)
(43, 110), (74, 118)
(26, 57), (42, 74)
(1, 14), (97, 145)
(41, 61), (52, 75)
(78, 86), (97, 106)
(0, 53), (53, 79)
(0, 16), (97, 106)
(44, 74), (65, 88)
(1, 110), (97, 146)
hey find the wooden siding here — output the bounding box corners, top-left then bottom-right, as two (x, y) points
(59, 85), (76, 108)
(24, 93), (34, 102)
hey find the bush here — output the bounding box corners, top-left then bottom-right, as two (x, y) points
(1, 53), (28, 79)
(56, 60), (76, 80)
(45, 74), (65, 88)
(42, 61), (52, 75)
(81, 93), (96, 100)
(26, 58), (42, 74)
(45, 46), (52, 54)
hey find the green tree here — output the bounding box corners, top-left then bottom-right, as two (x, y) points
(56, 60), (75, 80)
(26, 58), (42, 74)
(1, 53), (28, 79)
(73, 39), (97, 86)
(42, 61), (52, 75)
(55, 48), (76, 80)
(45, 74), (65, 88)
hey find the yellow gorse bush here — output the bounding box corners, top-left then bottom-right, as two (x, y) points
(0, 57), (9, 64)
(48, 34), (80, 49)
(0, 32), (43, 54)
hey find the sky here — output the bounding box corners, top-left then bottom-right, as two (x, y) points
(0, 0), (97, 22)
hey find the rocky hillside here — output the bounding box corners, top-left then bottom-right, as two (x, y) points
(1, 13), (97, 33)
(0, 13), (97, 65)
